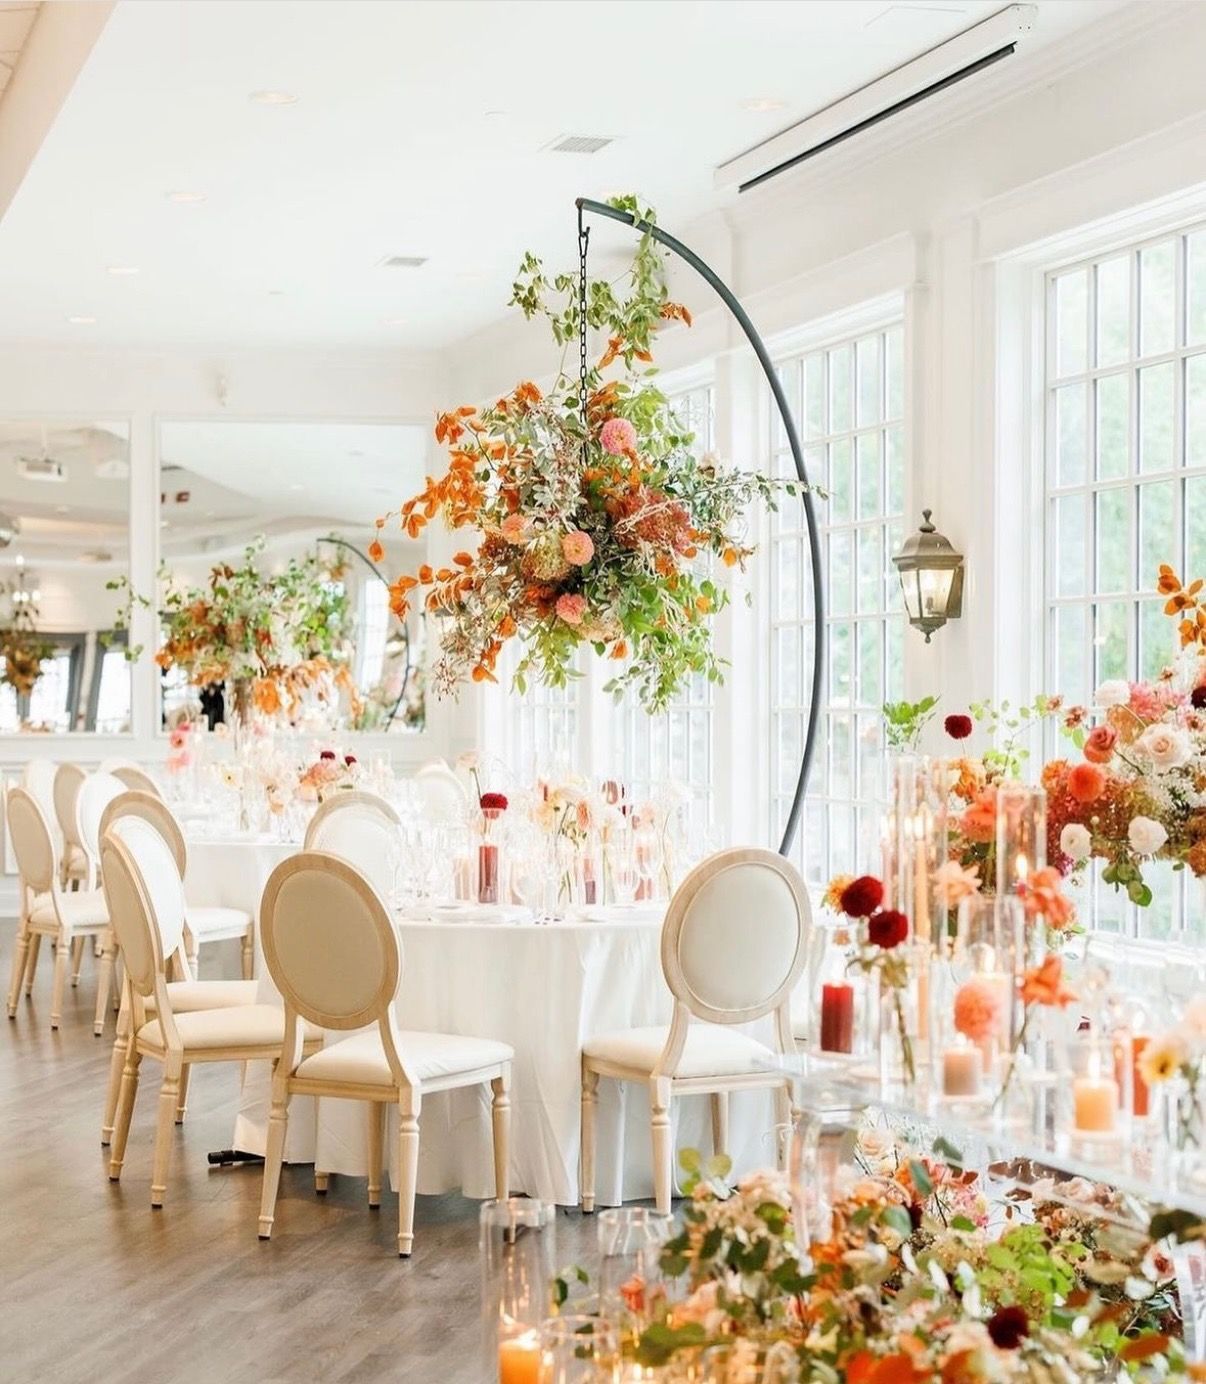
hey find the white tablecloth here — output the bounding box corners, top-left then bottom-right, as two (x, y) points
(231, 910), (780, 1206)
(184, 834), (296, 926)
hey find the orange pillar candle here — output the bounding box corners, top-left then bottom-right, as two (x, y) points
(1132, 1035), (1151, 1118)
(942, 1042), (983, 1097)
(1073, 1074), (1119, 1133)
(498, 1333), (541, 1384)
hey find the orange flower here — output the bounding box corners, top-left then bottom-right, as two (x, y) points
(959, 786), (997, 844)
(609, 639), (627, 660)
(417, 564), (434, 584)
(659, 301), (693, 327)
(252, 678), (282, 716)
(471, 664), (496, 684)
(367, 539), (384, 563)
(1067, 761), (1106, 803)
(721, 547), (739, 568)
(1017, 865), (1075, 930)
(1157, 563), (1182, 595)
(695, 595), (712, 614)
(453, 551), (474, 568)
(497, 614), (517, 639)
(1021, 953), (1076, 1007)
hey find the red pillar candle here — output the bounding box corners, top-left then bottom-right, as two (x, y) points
(478, 843), (499, 904)
(820, 982), (855, 1053)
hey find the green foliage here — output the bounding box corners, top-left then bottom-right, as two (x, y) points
(882, 695), (939, 750)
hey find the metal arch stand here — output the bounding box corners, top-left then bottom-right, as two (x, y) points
(576, 197), (825, 859)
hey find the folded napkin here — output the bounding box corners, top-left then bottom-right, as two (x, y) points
(567, 902), (664, 925)
(427, 902), (530, 925)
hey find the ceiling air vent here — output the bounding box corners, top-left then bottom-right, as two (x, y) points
(16, 456), (67, 483)
(547, 135), (613, 155)
(378, 255), (428, 269)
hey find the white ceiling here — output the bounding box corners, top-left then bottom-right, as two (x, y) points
(0, 0), (1123, 351)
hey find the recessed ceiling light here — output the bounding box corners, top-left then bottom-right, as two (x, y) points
(484, 109), (507, 118)
(106, 265), (139, 276)
(382, 316), (406, 326)
(267, 289), (286, 297)
(289, 483), (303, 491)
(66, 315), (96, 325)
(250, 90), (298, 106)
(166, 190), (206, 204)
(741, 97), (788, 113)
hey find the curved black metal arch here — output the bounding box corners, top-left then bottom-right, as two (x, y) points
(576, 197), (825, 859)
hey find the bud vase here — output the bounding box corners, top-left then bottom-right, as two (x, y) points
(477, 807), (504, 905)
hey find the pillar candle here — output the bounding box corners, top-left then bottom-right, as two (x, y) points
(498, 1335), (541, 1384)
(943, 1043), (982, 1097)
(1073, 1075), (1118, 1133)
(478, 843), (500, 904)
(1131, 1035), (1151, 1118)
(820, 982), (855, 1053)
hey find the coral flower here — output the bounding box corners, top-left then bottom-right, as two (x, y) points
(1067, 761), (1106, 803)
(561, 530), (595, 565)
(959, 787), (997, 844)
(500, 513), (529, 544)
(1017, 865), (1075, 930)
(599, 416), (637, 455)
(1082, 724), (1117, 764)
(1020, 954), (1075, 1007)
(555, 593), (587, 625)
(954, 978), (1002, 1044)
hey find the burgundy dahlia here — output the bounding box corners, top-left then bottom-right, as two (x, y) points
(987, 1306), (1029, 1350)
(480, 792), (509, 812)
(839, 875), (884, 919)
(319, 750), (336, 761)
(1192, 685), (1206, 710)
(867, 909), (909, 950)
(944, 713), (973, 740)
(344, 754), (358, 766)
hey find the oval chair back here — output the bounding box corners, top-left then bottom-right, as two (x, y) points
(111, 765), (162, 798)
(413, 761), (468, 824)
(303, 791), (401, 901)
(99, 790), (187, 877)
(77, 773), (128, 878)
(53, 763), (87, 854)
(660, 847), (810, 1044)
(7, 786), (57, 898)
(260, 852), (400, 1040)
(99, 817), (187, 1006)
(22, 759), (62, 847)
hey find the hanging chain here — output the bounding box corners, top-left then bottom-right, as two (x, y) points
(578, 206), (590, 460)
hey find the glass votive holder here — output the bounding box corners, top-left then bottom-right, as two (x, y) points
(597, 1207), (674, 1337)
(480, 1198), (557, 1382)
(539, 1315), (620, 1383)
(1067, 1033), (1127, 1152)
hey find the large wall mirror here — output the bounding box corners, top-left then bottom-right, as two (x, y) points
(156, 419), (428, 734)
(0, 420), (131, 734)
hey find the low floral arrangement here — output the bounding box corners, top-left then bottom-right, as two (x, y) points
(109, 538), (357, 723)
(297, 748), (360, 803)
(623, 1134), (1191, 1381)
(375, 197), (812, 713)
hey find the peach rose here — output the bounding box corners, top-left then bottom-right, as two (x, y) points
(555, 593), (587, 625)
(959, 787), (997, 844)
(500, 514), (529, 544)
(1082, 724), (1117, 764)
(561, 530), (595, 565)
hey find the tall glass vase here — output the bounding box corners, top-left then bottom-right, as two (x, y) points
(480, 1198), (557, 1383)
(477, 807), (505, 905)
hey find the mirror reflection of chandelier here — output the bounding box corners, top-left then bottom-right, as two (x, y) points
(9, 555), (40, 609)
(0, 555), (51, 699)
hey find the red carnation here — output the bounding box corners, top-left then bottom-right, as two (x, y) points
(987, 1306), (1029, 1350)
(480, 792), (509, 812)
(839, 875), (884, 919)
(944, 714), (973, 740)
(319, 750), (336, 761)
(344, 754), (358, 766)
(867, 909), (909, 950)
(1193, 685), (1206, 710)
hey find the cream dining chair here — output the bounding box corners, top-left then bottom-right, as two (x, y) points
(12, 759), (62, 998)
(100, 816), (322, 1207)
(97, 790), (259, 1144)
(108, 764), (163, 797)
(52, 762), (90, 889)
(303, 790), (401, 900)
(580, 847), (810, 1216)
(5, 786), (111, 1032)
(100, 789), (255, 978)
(256, 852), (514, 1257)
(74, 771), (128, 1029)
(414, 760), (468, 823)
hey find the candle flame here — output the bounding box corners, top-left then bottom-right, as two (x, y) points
(1015, 852), (1029, 882)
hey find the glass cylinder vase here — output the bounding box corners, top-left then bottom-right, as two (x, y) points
(995, 783), (1046, 903)
(480, 1198), (557, 1383)
(477, 807), (505, 905)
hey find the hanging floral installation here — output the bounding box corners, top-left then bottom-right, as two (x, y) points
(375, 196), (813, 714)
(109, 538), (358, 720)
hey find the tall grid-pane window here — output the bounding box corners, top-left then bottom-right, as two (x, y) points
(1045, 227), (1206, 940)
(769, 323), (905, 889)
(497, 640), (580, 778)
(612, 385), (715, 826)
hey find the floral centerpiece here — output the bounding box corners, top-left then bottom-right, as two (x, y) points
(109, 537), (356, 725)
(375, 197), (811, 713)
(623, 1136), (1192, 1381)
(297, 748), (360, 803)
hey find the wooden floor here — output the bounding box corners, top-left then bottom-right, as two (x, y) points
(0, 927), (600, 1384)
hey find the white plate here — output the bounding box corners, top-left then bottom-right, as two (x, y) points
(427, 902), (529, 925)
(568, 903), (664, 925)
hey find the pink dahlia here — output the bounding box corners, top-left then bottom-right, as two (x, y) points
(555, 593), (587, 626)
(599, 416), (637, 456)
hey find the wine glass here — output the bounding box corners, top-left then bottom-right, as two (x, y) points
(606, 836), (638, 907)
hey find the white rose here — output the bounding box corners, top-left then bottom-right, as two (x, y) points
(1094, 679), (1131, 708)
(1060, 822), (1092, 862)
(1135, 724), (1192, 770)
(1183, 996), (1206, 1040)
(1128, 815), (1168, 856)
